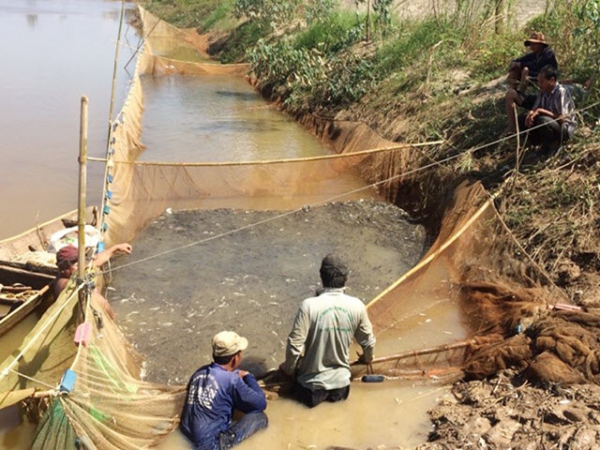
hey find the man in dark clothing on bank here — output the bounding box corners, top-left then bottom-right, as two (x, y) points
(180, 331), (268, 450)
(505, 32), (559, 134)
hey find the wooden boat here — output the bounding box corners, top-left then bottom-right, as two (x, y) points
(0, 261), (55, 338)
(0, 207), (96, 339)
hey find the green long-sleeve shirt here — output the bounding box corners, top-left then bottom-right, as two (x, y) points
(282, 288), (376, 390)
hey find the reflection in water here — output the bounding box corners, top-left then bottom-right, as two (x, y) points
(215, 89), (263, 101)
(140, 75), (330, 163)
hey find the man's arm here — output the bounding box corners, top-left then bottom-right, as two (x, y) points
(233, 372), (267, 413)
(355, 307), (376, 363)
(527, 87), (574, 126)
(93, 243), (132, 268)
(280, 305), (309, 377)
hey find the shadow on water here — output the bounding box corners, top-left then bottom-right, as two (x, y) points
(215, 90), (262, 101)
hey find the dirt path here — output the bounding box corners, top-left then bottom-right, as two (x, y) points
(108, 199), (426, 385)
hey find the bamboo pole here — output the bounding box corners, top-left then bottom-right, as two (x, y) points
(367, 193), (498, 310)
(77, 96), (89, 322)
(78, 96), (89, 282)
(352, 339), (476, 366)
(99, 0), (126, 244)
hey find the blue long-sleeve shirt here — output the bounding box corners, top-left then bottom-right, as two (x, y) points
(180, 363), (266, 447)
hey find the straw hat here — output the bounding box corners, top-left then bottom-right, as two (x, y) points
(524, 32), (548, 47)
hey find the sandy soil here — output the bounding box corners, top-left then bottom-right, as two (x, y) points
(108, 199), (426, 385)
(344, 0), (545, 28)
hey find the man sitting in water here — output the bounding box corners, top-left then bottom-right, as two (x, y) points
(279, 254), (376, 408)
(505, 32), (558, 135)
(54, 242), (132, 319)
(180, 331), (268, 450)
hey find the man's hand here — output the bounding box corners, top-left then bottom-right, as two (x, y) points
(114, 243), (133, 254)
(238, 370), (249, 378)
(277, 363), (294, 380)
(525, 109), (538, 127)
(356, 352), (372, 365)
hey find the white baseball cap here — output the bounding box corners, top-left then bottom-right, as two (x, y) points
(212, 331), (248, 357)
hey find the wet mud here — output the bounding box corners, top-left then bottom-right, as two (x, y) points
(108, 199), (426, 385)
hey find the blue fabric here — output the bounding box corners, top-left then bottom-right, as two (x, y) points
(180, 363), (267, 449)
(219, 411), (269, 449)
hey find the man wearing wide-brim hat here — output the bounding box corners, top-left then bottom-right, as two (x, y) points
(505, 32), (559, 135)
(180, 331), (268, 449)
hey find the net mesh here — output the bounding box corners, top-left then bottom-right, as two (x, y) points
(1, 6), (598, 449)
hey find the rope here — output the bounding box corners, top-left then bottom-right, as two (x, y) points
(123, 5), (165, 71)
(97, 149), (471, 275)
(7, 369), (58, 391)
(94, 140), (444, 167)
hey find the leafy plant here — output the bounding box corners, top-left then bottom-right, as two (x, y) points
(294, 11), (362, 54)
(574, 0), (600, 74)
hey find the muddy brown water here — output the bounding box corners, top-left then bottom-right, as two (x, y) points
(109, 202), (456, 449)
(109, 201), (428, 384)
(0, 0), (138, 240)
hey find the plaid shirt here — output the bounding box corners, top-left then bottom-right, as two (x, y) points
(533, 83), (576, 133)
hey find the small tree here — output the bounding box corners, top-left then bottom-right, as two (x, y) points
(575, 0), (600, 74)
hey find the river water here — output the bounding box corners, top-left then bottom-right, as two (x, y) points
(0, 0), (138, 240)
(0, 1), (464, 449)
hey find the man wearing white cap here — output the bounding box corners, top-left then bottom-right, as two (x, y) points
(180, 331), (268, 449)
(280, 254), (376, 408)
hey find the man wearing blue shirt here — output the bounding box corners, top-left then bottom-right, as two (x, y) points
(181, 331), (268, 450)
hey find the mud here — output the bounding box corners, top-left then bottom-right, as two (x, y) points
(108, 199), (426, 385)
(419, 370), (600, 450)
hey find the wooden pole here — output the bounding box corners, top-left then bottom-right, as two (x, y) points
(100, 0), (126, 241)
(366, 0), (371, 42)
(78, 96), (89, 281)
(495, 0), (505, 34)
(351, 339), (476, 366)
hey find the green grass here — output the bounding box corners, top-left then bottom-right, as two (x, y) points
(199, 0), (235, 32)
(374, 18), (460, 77)
(293, 11), (362, 54)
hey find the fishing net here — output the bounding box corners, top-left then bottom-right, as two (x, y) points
(2, 5), (600, 450)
